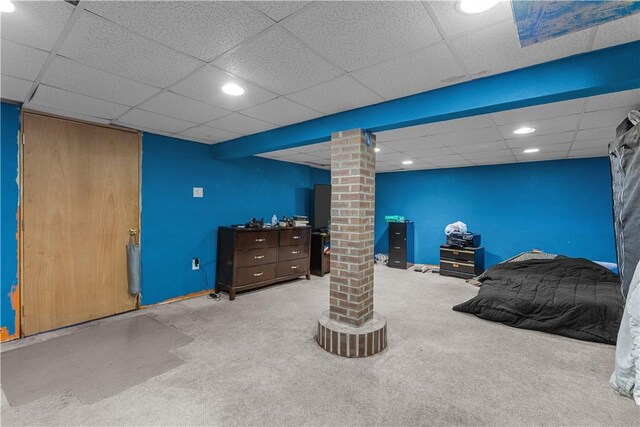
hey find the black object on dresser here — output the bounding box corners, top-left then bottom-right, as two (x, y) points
(215, 226), (311, 300)
(388, 221), (414, 269)
(439, 245), (485, 279)
(310, 232), (330, 277)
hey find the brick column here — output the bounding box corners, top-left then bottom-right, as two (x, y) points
(316, 129), (387, 357)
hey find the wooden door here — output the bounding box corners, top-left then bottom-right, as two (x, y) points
(22, 112), (140, 336)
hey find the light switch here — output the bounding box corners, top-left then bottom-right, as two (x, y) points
(193, 187), (203, 198)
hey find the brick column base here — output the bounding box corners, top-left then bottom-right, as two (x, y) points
(316, 310), (387, 357)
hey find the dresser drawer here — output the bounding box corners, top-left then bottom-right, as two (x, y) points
(236, 230), (277, 249)
(440, 259), (476, 275)
(440, 247), (476, 262)
(277, 259), (308, 277)
(236, 263), (276, 286)
(278, 244), (309, 262)
(236, 247), (277, 267)
(279, 228), (309, 246)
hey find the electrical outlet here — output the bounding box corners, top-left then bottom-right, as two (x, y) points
(192, 257), (200, 270)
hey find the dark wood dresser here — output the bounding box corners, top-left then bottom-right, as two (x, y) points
(388, 221), (414, 269)
(216, 226), (311, 300)
(439, 245), (485, 279)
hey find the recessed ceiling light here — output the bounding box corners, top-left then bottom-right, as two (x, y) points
(457, 0), (498, 14)
(514, 126), (536, 135)
(221, 83), (245, 96)
(374, 147), (381, 153)
(0, 0), (15, 13)
(523, 148), (540, 154)
(402, 160), (413, 165)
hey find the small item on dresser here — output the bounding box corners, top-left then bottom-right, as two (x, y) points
(246, 217), (265, 228)
(271, 215), (278, 226)
(446, 232), (481, 248)
(385, 215), (406, 223)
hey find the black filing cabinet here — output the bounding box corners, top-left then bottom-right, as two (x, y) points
(388, 222), (414, 269)
(439, 245), (485, 279)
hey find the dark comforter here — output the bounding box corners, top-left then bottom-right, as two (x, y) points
(452, 257), (624, 344)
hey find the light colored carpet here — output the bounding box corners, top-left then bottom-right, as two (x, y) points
(1, 266), (637, 426)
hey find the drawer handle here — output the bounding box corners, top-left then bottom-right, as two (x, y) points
(453, 263), (459, 268)
(255, 238), (266, 242)
(291, 265), (299, 269)
(293, 236), (300, 240)
(393, 246), (401, 250)
(452, 251), (459, 255)
(253, 272), (264, 277)
(292, 250), (299, 254)
(254, 255), (264, 259)
(394, 260), (400, 264)
(394, 232), (401, 235)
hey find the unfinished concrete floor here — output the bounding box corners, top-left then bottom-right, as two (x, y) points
(1, 266), (638, 426)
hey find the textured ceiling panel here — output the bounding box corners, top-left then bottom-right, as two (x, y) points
(171, 66), (277, 111)
(206, 113), (276, 135)
(586, 89), (640, 112)
(593, 13), (640, 50)
(0, 0), (74, 51)
(242, 97), (321, 126)
(177, 125), (241, 144)
(0, 74), (32, 103)
(41, 57), (160, 107)
(248, 1), (310, 22)
(215, 27), (342, 94)
(351, 43), (467, 100)
(31, 85), (130, 120)
(283, 1), (441, 72)
(451, 20), (590, 76)
(428, 0), (513, 37)
(499, 114), (582, 139)
(84, 2), (273, 62)
(117, 109), (196, 134)
(139, 92), (230, 124)
(1, 40), (49, 81)
(286, 75), (383, 115)
(59, 12), (204, 88)
(491, 99), (584, 126)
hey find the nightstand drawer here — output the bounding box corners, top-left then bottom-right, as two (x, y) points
(440, 247), (476, 262)
(440, 259), (476, 275)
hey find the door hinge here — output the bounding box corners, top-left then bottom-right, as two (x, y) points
(21, 133), (25, 145)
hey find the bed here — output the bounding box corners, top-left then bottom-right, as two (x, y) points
(453, 256), (624, 344)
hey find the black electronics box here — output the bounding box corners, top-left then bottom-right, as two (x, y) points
(446, 232), (481, 248)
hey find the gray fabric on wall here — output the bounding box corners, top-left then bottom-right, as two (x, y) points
(609, 124), (640, 297)
(127, 243), (141, 295)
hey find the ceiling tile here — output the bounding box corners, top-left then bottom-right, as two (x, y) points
(376, 151), (412, 163)
(592, 13), (640, 50)
(1, 40), (48, 81)
(0, 74), (32, 103)
(505, 131), (575, 148)
(580, 108), (633, 130)
(248, 1), (310, 22)
(473, 156), (518, 165)
(23, 103), (111, 125)
(116, 109), (196, 134)
(515, 151), (568, 162)
(286, 75), (383, 115)
(283, 1), (441, 72)
(177, 125), (241, 144)
(431, 159), (475, 168)
(351, 43), (468, 100)
(426, 153), (470, 163)
(59, 12), (204, 88)
(417, 115), (496, 135)
(568, 147), (608, 158)
(435, 126), (504, 146)
(571, 139), (610, 151)
(206, 113), (276, 135)
(586, 89), (640, 112)
(31, 85), (129, 120)
(0, 0), (74, 51)
(215, 27), (342, 94)
(464, 149), (514, 160)
(450, 140), (509, 154)
(85, 2), (273, 62)
(403, 147), (458, 159)
(499, 114), (582, 139)
(575, 127), (614, 142)
(41, 57), (160, 106)
(139, 92), (230, 124)
(428, 0), (513, 37)
(171, 66), (277, 111)
(242, 97), (321, 126)
(491, 99), (585, 125)
(384, 136), (443, 152)
(375, 142), (402, 153)
(451, 20), (590, 76)
(376, 125), (432, 142)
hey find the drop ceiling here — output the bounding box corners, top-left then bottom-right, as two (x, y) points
(1, 1), (638, 145)
(257, 88), (640, 172)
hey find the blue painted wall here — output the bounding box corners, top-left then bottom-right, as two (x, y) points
(375, 158), (616, 267)
(140, 133), (329, 305)
(1, 103), (20, 337)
